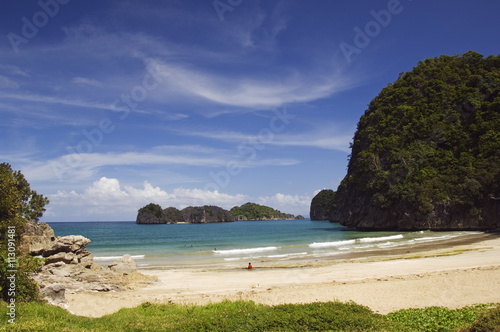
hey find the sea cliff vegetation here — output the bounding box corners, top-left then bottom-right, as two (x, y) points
(314, 52), (500, 230)
(310, 189), (336, 220)
(136, 202), (303, 224)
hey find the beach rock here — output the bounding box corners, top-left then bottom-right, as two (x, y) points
(28, 223), (158, 310)
(20, 221), (56, 254)
(45, 252), (78, 265)
(79, 253), (95, 269)
(41, 235), (91, 256)
(40, 284), (67, 307)
(108, 254), (137, 274)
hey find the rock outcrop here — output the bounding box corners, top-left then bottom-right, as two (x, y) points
(108, 254), (137, 274)
(20, 220), (56, 254)
(26, 223), (156, 308)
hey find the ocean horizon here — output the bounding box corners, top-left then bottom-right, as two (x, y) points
(48, 219), (481, 269)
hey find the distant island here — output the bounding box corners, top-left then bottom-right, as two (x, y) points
(136, 202), (304, 224)
(311, 52), (500, 231)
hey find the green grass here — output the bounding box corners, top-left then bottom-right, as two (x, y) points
(1, 300), (498, 331)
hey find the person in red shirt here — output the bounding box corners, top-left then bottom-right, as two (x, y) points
(247, 262), (253, 270)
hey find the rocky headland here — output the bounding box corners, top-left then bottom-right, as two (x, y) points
(312, 52), (500, 231)
(21, 221), (156, 308)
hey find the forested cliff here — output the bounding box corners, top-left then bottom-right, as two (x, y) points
(319, 52), (500, 230)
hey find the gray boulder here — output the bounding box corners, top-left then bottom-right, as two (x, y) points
(108, 254), (137, 274)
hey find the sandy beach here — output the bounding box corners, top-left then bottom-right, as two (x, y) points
(66, 233), (500, 317)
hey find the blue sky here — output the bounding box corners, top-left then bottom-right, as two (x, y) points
(1, 0), (499, 221)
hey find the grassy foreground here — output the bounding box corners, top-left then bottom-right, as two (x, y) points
(1, 300), (499, 331)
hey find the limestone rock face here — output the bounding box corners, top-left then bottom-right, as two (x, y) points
(338, 195), (500, 231)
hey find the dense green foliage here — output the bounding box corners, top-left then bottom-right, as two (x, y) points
(0, 163), (49, 238)
(1, 300), (498, 331)
(336, 52), (500, 229)
(310, 189), (337, 220)
(460, 304), (500, 332)
(230, 202), (295, 220)
(137, 203), (164, 219)
(387, 304), (496, 332)
(0, 163), (48, 302)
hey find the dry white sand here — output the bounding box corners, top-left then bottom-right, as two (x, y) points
(66, 234), (500, 317)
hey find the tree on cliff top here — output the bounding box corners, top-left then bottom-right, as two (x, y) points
(336, 52), (500, 230)
(230, 202), (294, 220)
(1, 162), (48, 301)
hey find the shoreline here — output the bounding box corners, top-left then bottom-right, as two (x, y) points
(65, 232), (500, 317)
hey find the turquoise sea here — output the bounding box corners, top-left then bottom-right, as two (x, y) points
(48, 220), (479, 269)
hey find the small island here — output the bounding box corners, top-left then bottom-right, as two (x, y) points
(136, 202), (304, 224)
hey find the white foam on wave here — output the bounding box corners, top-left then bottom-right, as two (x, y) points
(358, 234), (404, 243)
(214, 246), (278, 256)
(309, 240), (356, 248)
(93, 254), (145, 261)
(413, 235), (454, 242)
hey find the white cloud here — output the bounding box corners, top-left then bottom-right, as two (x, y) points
(148, 59), (352, 109)
(257, 193), (311, 217)
(72, 77), (103, 87)
(45, 177), (312, 221)
(47, 177), (248, 221)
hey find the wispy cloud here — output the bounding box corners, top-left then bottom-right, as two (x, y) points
(150, 59), (352, 109)
(0, 75), (20, 89)
(0, 92), (122, 112)
(19, 146), (299, 183)
(0, 64), (30, 77)
(71, 77), (104, 87)
(172, 125), (353, 152)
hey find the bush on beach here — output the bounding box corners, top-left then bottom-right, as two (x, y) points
(1, 300), (499, 331)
